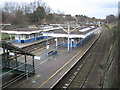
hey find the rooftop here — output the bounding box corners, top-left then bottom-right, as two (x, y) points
(1, 24), (63, 34)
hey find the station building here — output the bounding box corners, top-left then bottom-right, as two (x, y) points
(1, 25), (62, 43)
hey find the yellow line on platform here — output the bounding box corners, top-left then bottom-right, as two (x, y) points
(38, 50), (81, 88)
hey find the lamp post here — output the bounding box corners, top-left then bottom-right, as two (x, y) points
(67, 24), (70, 52)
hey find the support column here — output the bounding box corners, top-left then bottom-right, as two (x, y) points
(68, 24), (70, 52)
(6, 49), (10, 67)
(32, 56), (35, 73)
(70, 39), (74, 52)
(15, 49), (19, 67)
(25, 53), (27, 75)
(70, 39), (72, 52)
(46, 31), (49, 60)
(46, 43), (49, 60)
(3, 43), (7, 66)
(55, 38), (58, 50)
(18, 35), (21, 43)
(34, 34), (37, 40)
(9, 34), (12, 44)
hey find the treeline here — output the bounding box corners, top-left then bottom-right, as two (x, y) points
(2, 0), (54, 25)
(1, 0), (75, 25)
(1, 0), (101, 25)
(106, 14), (117, 23)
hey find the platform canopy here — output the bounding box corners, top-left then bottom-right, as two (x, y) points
(1, 29), (43, 34)
(42, 27), (98, 39)
(1, 26), (63, 34)
(79, 27), (92, 32)
(42, 33), (85, 38)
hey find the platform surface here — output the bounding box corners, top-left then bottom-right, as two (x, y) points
(12, 37), (54, 48)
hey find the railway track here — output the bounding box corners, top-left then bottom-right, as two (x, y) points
(16, 38), (63, 63)
(22, 38), (55, 51)
(7, 38), (58, 60)
(81, 26), (111, 88)
(79, 29), (107, 88)
(52, 26), (111, 89)
(13, 38), (63, 61)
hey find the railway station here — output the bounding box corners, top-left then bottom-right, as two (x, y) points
(0, 0), (118, 88)
(0, 24), (100, 89)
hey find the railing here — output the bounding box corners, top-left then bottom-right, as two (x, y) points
(1, 41), (35, 89)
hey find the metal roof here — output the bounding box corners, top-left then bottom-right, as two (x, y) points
(1, 26), (63, 34)
(42, 27), (99, 38)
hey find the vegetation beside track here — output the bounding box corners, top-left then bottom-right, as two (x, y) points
(101, 23), (118, 88)
(1, 33), (15, 41)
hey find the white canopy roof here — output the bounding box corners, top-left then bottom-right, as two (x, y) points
(1, 27), (63, 34)
(42, 33), (85, 38)
(1, 30), (42, 34)
(79, 27), (91, 32)
(42, 27), (98, 38)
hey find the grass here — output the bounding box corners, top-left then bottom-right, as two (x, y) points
(1, 33), (15, 40)
(106, 22), (117, 30)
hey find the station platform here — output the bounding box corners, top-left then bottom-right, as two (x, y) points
(12, 37), (54, 48)
(4, 28), (101, 88)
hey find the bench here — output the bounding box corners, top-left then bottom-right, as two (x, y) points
(48, 51), (54, 56)
(47, 50), (58, 56)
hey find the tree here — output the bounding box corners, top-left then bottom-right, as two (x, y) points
(12, 10), (26, 25)
(28, 6), (46, 24)
(46, 14), (54, 23)
(106, 14), (116, 23)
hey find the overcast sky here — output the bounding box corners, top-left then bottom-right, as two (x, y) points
(0, 0), (119, 19)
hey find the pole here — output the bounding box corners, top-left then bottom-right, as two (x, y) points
(34, 34), (36, 40)
(46, 31), (49, 60)
(70, 39), (72, 52)
(68, 24), (70, 52)
(55, 38), (58, 50)
(0, 32), (1, 42)
(70, 39), (74, 52)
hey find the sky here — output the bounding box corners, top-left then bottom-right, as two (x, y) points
(0, 0), (119, 19)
